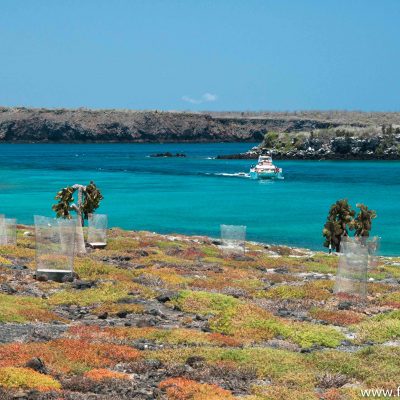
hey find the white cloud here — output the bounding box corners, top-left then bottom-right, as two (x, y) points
(182, 92), (218, 104)
(182, 95), (201, 104)
(202, 92), (217, 102)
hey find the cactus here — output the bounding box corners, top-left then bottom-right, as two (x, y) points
(52, 181), (103, 226)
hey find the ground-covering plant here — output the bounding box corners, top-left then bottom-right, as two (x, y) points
(159, 377), (236, 400)
(0, 225), (398, 398)
(351, 311), (400, 343)
(170, 290), (344, 348)
(263, 280), (333, 301)
(48, 282), (131, 307)
(0, 367), (61, 391)
(0, 293), (60, 323)
(68, 325), (241, 347)
(0, 339), (141, 374)
(310, 308), (366, 326)
(84, 368), (129, 381)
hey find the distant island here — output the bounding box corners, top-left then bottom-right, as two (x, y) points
(1, 106), (400, 159)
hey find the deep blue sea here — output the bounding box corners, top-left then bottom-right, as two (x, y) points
(0, 143), (398, 255)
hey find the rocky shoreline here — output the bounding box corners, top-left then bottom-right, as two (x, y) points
(218, 128), (400, 160)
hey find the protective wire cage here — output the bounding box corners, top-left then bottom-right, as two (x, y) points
(0, 216), (17, 246)
(35, 216), (76, 277)
(87, 214), (108, 248)
(334, 238), (373, 299)
(0, 215), (5, 245)
(220, 224), (247, 254)
(366, 236), (380, 269)
(4, 218), (17, 245)
(73, 217), (86, 254)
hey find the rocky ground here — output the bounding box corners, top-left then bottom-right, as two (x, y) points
(0, 227), (399, 399)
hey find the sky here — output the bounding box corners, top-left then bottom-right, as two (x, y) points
(0, 0), (399, 111)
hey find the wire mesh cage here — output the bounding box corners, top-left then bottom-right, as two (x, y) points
(334, 238), (369, 298)
(35, 216), (76, 280)
(366, 236), (380, 269)
(0, 215), (5, 245)
(73, 217), (86, 254)
(4, 218), (17, 245)
(220, 224), (247, 254)
(87, 214), (108, 248)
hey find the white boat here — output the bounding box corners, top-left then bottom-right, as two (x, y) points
(249, 155), (283, 180)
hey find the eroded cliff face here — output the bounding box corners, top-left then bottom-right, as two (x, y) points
(0, 107), (367, 143)
(0, 108), (263, 142)
(2, 107), (400, 160)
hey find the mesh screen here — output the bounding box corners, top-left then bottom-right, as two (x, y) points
(334, 238), (369, 298)
(88, 214), (108, 246)
(35, 216), (75, 273)
(367, 236), (380, 269)
(220, 224), (246, 254)
(4, 218), (17, 245)
(73, 218), (86, 254)
(0, 215), (5, 245)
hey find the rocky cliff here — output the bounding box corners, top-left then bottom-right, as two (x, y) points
(2, 107), (400, 160)
(0, 107), (301, 143)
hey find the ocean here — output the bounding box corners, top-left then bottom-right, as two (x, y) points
(0, 143), (398, 255)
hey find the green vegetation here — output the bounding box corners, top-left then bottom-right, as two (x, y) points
(323, 199), (376, 252)
(0, 367), (61, 391)
(0, 293), (60, 323)
(170, 290), (344, 348)
(52, 181), (103, 225)
(0, 225), (398, 398)
(48, 282), (130, 307)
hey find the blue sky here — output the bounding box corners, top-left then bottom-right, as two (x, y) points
(0, 0), (399, 111)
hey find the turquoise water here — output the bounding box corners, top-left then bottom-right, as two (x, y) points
(0, 143), (399, 255)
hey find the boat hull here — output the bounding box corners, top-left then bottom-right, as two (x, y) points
(249, 170), (282, 180)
